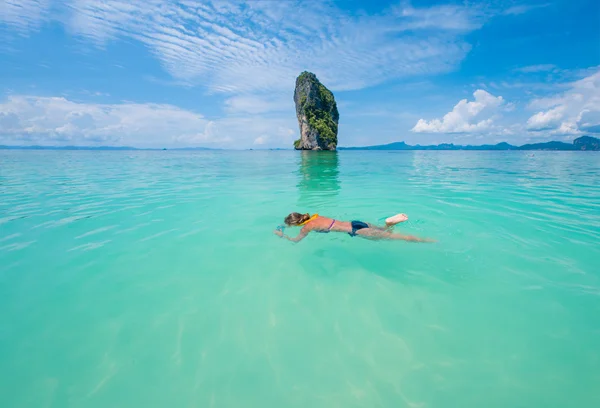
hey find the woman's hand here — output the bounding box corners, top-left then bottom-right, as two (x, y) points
(274, 225), (286, 237)
(274, 225), (308, 242)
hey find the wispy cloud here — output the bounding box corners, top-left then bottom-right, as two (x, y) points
(513, 64), (556, 73)
(224, 95), (293, 115)
(1, 0), (487, 94)
(392, 1), (486, 31)
(503, 2), (550, 16)
(0, 0), (51, 33)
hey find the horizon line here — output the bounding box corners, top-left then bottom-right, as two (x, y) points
(0, 135), (597, 151)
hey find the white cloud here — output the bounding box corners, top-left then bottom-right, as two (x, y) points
(526, 106), (565, 130)
(412, 90), (505, 133)
(0, 95), (211, 147)
(0, 0), (487, 94)
(0, 95), (296, 148)
(526, 70), (600, 135)
(411, 69), (600, 139)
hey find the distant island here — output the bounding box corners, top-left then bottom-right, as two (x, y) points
(293, 71), (339, 151)
(339, 136), (600, 151)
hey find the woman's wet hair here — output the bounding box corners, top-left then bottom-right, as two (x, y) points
(285, 212), (310, 226)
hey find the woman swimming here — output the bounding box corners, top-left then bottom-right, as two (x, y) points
(274, 212), (434, 243)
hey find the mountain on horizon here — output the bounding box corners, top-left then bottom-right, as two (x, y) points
(339, 136), (600, 151)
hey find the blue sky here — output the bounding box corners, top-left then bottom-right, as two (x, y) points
(0, 0), (599, 148)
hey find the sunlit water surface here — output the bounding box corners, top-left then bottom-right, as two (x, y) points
(1, 150), (599, 407)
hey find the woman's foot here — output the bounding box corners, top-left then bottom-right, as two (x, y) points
(385, 213), (408, 226)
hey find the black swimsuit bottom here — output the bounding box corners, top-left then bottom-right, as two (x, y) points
(349, 220), (369, 237)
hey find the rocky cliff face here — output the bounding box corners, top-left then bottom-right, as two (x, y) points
(293, 72), (339, 150)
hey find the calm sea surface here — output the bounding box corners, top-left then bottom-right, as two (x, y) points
(1, 150), (599, 407)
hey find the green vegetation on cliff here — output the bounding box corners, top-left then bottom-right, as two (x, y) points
(295, 71), (339, 149)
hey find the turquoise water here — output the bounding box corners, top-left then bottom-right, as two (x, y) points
(1, 150), (599, 407)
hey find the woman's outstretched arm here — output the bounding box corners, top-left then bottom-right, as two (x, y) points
(274, 227), (309, 243)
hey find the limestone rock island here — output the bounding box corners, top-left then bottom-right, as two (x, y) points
(293, 71), (339, 150)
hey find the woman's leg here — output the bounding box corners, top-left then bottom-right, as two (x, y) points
(356, 228), (433, 243)
(366, 222), (389, 231)
(385, 213), (408, 227)
(365, 214), (409, 230)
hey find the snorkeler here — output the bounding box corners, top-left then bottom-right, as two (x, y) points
(274, 213), (434, 243)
